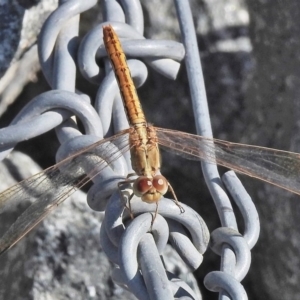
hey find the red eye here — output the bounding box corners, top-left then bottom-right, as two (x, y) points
(152, 175), (168, 195)
(133, 176), (153, 196)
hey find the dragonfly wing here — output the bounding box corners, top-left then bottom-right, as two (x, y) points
(0, 130), (130, 254)
(155, 127), (217, 162)
(156, 127), (300, 196)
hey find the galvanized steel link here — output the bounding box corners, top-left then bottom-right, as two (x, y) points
(0, 0), (261, 299)
(174, 1), (259, 299)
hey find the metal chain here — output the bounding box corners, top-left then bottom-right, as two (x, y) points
(0, 0), (261, 299)
(174, 2), (259, 300)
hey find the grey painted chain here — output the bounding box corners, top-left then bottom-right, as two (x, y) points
(0, 0), (260, 299)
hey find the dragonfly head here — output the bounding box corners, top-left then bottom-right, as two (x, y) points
(133, 175), (168, 203)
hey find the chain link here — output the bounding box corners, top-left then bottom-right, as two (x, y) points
(0, 0), (260, 299)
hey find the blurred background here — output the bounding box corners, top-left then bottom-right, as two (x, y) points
(0, 0), (300, 299)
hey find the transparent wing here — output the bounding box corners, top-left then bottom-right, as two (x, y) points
(0, 130), (130, 254)
(156, 127), (300, 196)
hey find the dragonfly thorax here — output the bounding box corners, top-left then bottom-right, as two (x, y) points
(129, 125), (161, 178)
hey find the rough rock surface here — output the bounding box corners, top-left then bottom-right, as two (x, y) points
(1, 0), (300, 299)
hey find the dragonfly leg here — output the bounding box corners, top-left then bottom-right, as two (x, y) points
(150, 202), (159, 230)
(126, 173), (137, 179)
(168, 182), (185, 214)
(126, 192), (135, 219)
(118, 179), (135, 219)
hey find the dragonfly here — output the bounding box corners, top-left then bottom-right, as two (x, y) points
(102, 25), (184, 216)
(1, 24), (300, 255)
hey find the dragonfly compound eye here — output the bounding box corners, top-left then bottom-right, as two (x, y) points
(152, 175), (168, 195)
(133, 176), (153, 196)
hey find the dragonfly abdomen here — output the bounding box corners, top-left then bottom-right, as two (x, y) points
(103, 25), (146, 126)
